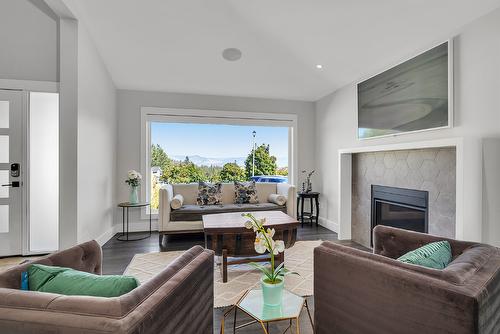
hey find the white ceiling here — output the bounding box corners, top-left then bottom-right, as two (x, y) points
(65, 0), (500, 101)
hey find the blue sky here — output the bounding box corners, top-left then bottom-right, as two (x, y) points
(151, 122), (288, 162)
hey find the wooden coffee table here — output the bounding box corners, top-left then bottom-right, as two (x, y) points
(203, 211), (298, 283)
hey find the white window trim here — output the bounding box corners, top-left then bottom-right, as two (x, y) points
(140, 107), (298, 220)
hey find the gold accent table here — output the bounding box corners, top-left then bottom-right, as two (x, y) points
(220, 289), (314, 334)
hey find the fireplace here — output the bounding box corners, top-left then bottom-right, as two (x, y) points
(371, 185), (428, 246)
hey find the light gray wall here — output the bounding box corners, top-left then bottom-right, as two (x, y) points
(0, 0), (58, 82)
(117, 90), (315, 229)
(315, 8), (500, 244)
(58, 18), (78, 249)
(482, 138), (500, 247)
(76, 23), (117, 244)
(0, 0), (74, 249)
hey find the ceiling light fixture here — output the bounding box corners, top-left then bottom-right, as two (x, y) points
(316, 64), (323, 69)
(222, 48), (242, 61)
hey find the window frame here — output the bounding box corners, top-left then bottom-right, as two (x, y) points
(140, 107), (298, 219)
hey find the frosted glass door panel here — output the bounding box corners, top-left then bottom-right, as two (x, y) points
(0, 170), (8, 198)
(0, 205), (8, 233)
(29, 92), (59, 252)
(0, 136), (8, 163)
(0, 101), (9, 128)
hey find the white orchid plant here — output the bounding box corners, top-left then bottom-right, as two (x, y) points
(243, 213), (299, 284)
(125, 170), (142, 187)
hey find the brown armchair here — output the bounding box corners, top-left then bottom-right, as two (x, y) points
(314, 225), (500, 334)
(0, 240), (214, 334)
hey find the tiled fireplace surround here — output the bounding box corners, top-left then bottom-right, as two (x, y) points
(350, 147), (457, 248)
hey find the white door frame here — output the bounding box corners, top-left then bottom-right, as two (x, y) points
(0, 90), (24, 256)
(0, 79), (59, 255)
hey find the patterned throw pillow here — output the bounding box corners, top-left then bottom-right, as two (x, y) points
(234, 181), (259, 204)
(196, 182), (222, 205)
(398, 241), (452, 269)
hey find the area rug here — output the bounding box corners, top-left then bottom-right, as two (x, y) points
(124, 240), (322, 308)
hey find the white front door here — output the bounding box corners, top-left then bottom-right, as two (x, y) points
(0, 90), (23, 256)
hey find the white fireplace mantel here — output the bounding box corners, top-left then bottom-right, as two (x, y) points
(337, 137), (464, 241)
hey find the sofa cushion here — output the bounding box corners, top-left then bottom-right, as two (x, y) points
(171, 203), (286, 221)
(234, 181), (259, 204)
(196, 182), (222, 205)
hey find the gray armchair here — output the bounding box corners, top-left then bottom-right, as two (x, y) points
(314, 225), (500, 334)
(0, 241), (214, 334)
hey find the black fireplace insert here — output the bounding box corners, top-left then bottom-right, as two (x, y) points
(371, 185), (428, 246)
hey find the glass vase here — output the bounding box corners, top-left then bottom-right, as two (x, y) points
(260, 276), (284, 306)
(129, 186), (139, 204)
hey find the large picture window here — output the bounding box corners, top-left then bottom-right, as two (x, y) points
(141, 108), (297, 215)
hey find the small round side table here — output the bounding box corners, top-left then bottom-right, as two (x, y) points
(117, 202), (152, 241)
(297, 192), (320, 227)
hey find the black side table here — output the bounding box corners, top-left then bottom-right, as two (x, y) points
(117, 202), (152, 241)
(297, 192), (320, 227)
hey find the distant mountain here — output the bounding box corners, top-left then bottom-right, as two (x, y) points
(170, 155), (287, 168)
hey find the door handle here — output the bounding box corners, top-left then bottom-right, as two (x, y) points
(1, 181), (20, 187)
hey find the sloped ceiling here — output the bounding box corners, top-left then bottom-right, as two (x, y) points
(64, 0), (500, 101)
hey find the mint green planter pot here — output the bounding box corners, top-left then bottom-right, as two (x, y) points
(129, 186), (139, 204)
(261, 276), (284, 306)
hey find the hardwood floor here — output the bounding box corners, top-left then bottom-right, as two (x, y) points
(101, 224), (349, 275)
(102, 225), (365, 333)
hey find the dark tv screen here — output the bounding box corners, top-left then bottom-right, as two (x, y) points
(357, 42), (450, 139)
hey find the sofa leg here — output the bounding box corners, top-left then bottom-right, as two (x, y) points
(222, 249), (228, 283)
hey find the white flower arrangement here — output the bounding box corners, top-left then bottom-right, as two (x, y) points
(125, 170), (142, 187)
(243, 213), (298, 284)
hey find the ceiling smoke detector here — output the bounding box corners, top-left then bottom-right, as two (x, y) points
(222, 48), (242, 61)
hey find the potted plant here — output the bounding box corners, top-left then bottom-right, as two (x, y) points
(301, 170), (315, 193)
(243, 213), (298, 306)
(125, 170), (142, 204)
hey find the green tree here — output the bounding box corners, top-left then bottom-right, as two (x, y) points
(200, 165), (222, 182)
(220, 162), (246, 182)
(162, 160), (205, 184)
(151, 144), (172, 170)
(245, 144), (277, 178)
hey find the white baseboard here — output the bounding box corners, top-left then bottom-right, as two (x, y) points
(95, 225), (120, 246)
(94, 221), (160, 246)
(118, 220), (159, 233)
(318, 216), (339, 233)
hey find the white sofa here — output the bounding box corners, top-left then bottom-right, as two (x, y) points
(158, 182), (296, 244)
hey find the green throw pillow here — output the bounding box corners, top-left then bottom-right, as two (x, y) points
(28, 264), (139, 297)
(397, 241), (452, 269)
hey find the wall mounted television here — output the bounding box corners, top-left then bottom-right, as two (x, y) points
(357, 41), (453, 139)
